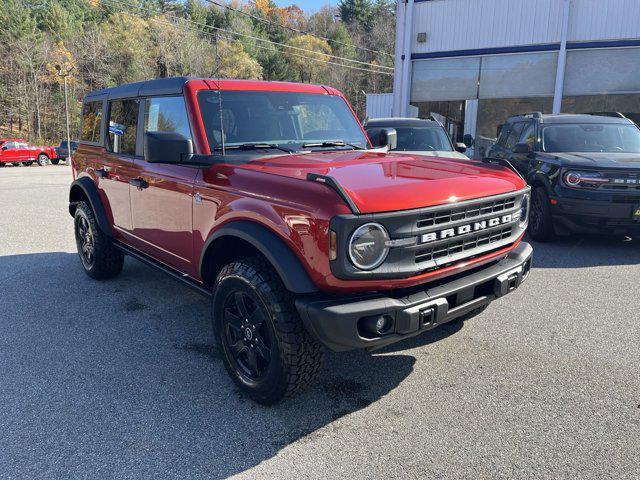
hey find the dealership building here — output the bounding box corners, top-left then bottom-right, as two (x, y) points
(389, 0), (640, 157)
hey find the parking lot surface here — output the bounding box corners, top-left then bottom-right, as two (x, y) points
(1, 165), (639, 479)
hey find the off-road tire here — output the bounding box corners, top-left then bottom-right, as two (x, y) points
(51, 159), (60, 165)
(528, 187), (556, 242)
(37, 154), (49, 166)
(212, 256), (324, 405)
(74, 201), (124, 280)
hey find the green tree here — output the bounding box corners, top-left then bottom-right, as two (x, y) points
(284, 35), (330, 83)
(338, 0), (373, 27)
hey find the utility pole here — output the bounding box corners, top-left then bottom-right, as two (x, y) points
(55, 64), (74, 165)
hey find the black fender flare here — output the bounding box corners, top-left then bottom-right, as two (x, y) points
(68, 176), (114, 236)
(526, 171), (555, 196)
(200, 221), (318, 294)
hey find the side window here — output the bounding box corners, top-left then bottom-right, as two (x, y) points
(520, 123), (536, 150)
(80, 101), (103, 143)
(107, 99), (139, 155)
(497, 123), (512, 147)
(505, 122), (525, 149)
(144, 96), (192, 140)
(3, 142), (16, 149)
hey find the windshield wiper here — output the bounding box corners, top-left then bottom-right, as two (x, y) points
(301, 140), (364, 150)
(213, 143), (295, 153)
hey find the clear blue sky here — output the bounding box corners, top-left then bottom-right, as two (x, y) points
(272, 0), (337, 13)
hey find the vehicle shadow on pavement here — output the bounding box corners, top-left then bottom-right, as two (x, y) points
(528, 234), (640, 268)
(0, 252), (459, 479)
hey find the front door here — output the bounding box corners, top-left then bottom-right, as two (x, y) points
(128, 96), (197, 275)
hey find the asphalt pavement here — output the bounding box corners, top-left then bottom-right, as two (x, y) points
(1, 165), (639, 479)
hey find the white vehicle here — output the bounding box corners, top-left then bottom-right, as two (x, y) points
(364, 117), (470, 160)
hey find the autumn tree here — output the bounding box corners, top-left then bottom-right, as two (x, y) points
(284, 35), (330, 83)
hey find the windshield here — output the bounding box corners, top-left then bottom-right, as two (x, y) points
(368, 126), (453, 152)
(541, 124), (640, 153)
(198, 90), (369, 152)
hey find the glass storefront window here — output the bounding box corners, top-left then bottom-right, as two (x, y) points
(410, 100), (465, 142)
(564, 48), (640, 96)
(479, 52), (558, 99)
(411, 57), (480, 102)
(561, 94), (640, 127)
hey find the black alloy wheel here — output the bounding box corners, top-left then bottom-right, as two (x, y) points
(528, 187), (556, 242)
(221, 290), (274, 381)
(75, 214), (95, 269)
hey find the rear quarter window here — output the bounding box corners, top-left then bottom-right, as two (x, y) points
(80, 101), (103, 143)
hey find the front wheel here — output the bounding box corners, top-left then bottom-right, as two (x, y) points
(74, 201), (124, 280)
(528, 187), (556, 242)
(212, 257), (324, 405)
(37, 154), (49, 166)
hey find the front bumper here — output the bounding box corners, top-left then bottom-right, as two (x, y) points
(551, 192), (640, 235)
(296, 242), (533, 351)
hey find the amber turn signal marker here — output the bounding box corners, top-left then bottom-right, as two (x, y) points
(329, 230), (337, 260)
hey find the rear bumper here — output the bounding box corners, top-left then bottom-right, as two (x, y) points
(296, 242), (533, 351)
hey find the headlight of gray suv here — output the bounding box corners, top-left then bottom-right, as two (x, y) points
(348, 222), (389, 270)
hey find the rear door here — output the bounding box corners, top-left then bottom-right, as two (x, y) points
(128, 95), (198, 274)
(97, 98), (140, 233)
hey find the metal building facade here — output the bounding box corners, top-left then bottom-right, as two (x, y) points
(392, 0), (640, 158)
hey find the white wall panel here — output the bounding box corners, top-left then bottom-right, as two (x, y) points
(365, 93), (394, 119)
(411, 0), (563, 54)
(568, 0), (640, 41)
(410, 0), (640, 55)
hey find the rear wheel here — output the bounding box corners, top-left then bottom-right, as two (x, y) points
(12, 162), (21, 167)
(23, 161), (34, 167)
(37, 154), (49, 166)
(51, 159), (60, 165)
(74, 201), (124, 280)
(528, 187), (556, 242)
(212, 257), (324, 405)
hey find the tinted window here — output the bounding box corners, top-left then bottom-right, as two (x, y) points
(107, 99), (139, 155)
(144, 97), (191, 139)
(198, 91), (368, 151)
(542, 124), (640, 153)
(81, 101), (103, 143)
(505, 122), (525, 149)
(519, 123), (536, 149)
(3, 142), (16, 149)
(367, 126), (452, 152)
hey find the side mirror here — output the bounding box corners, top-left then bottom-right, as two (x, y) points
(1, 146), (7, 151)
(455, 142), (467, 153)
(462, 134), (474, 148)
(377, 127), (397, 150)
(513, 142), (532, 154)
(144, 131), (193, 164)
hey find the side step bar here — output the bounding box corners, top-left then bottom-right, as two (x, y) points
(113, 242), (212, 298)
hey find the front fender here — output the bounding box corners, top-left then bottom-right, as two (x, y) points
(200, 220), (318, 294)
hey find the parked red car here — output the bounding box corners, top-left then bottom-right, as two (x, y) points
(70, 77), (532, 404)
(0, 139), (58, 166)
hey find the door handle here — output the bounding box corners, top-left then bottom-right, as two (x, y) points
(95, 168), (108, 178)
(129, 177), (149, 190)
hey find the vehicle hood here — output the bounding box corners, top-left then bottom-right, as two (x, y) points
(544, 152), (640, 169)
(237, 150), (525, 214)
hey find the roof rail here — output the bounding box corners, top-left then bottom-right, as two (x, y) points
(587, 111), (628, 119)
(521, 112), (543, 119)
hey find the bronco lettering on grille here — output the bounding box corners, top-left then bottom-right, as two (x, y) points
(420, 213), (519, 244)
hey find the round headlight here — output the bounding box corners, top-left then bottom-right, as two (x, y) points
(520, 193), (530, 226)
(565, 171), (582, 187)
(348, 223), (389, 270)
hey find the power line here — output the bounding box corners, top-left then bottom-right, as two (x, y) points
(105, 0), (393, 73)
(147, 15), (392, 76)
(203, 0), (394, 59)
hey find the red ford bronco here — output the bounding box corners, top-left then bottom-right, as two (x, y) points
(69, 77), (532, 404)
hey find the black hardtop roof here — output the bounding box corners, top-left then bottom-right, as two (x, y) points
(84, 77), (197, 101)
(507, 112), (634, 125)
(364, 117), (440, 128)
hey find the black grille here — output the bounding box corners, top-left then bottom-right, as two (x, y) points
(415, 227), (513, 263)
(417, 197), (516, 229)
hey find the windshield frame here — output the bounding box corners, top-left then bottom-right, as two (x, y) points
(540, 123), (640, 153)
(197, 89), (371, 154)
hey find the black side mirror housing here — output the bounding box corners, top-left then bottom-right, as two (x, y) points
(463, 134), (474, 148)
(513, 142), (532, 154)
(144, 131), (193, 164)
(1, 146), (7, 151)
(455, 142), (467, 153)
(377, 127), (397, 150)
